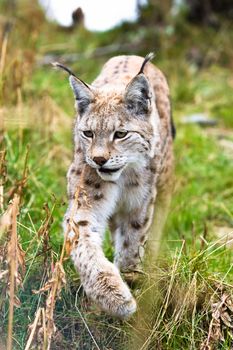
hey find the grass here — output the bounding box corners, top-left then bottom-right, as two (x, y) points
(1, 1), (233, 349)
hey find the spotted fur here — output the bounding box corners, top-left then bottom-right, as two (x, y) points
(62, 54), (175, 318)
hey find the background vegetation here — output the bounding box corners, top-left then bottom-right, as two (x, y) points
(0, 1), (233, 349)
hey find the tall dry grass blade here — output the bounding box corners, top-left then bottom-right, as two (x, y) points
(0, 25), (9, 78)
(0, 178), (4, 213)
(7, 146), (29, 200)
(45, 262), (66, 349)
(37, 203), (54, 261)
(62, 165), (87, 259)
(29, 260), (66, 349)
(16, 86), (23, 151)
(0, 193), (12, 241)
(24, 307), (43, 350)
(0, 149), (7, 213)
(0, 193), (25, 348)
(167, 271), (198, 341)
(7, 194), (20, 350)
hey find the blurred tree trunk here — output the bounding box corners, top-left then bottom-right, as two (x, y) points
(186, 0), (233, 24)
(137, 0), (173, 25)
(1, 0), (17, 14)
(137, 0), (233, 27)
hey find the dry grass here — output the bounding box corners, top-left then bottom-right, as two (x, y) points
(0, 195), (26, 350)
(0, 149), (7, 212)
(21, 167), (87, 350)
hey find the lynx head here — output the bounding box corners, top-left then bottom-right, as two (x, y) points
(54, 54), (159, 181)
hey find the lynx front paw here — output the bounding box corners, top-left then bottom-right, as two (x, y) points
(87, 271), (137, 319)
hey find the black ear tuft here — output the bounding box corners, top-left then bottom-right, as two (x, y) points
(124, 74), (151, 115)
(124, 53), (155, 116)
(52, 62), (77, 77)
(138, 52), (155, 75)
(52, 62), (94, 115)
(69, 76), (94, 115)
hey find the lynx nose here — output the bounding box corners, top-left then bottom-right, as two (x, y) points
(93, 156), (107, 166)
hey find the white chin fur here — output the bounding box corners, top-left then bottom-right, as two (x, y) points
(97, 168), (123, 181)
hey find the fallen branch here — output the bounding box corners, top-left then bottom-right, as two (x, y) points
(37, 41), (144, 66)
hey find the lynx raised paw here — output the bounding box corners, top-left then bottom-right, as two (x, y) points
(86, 271), (137, 319)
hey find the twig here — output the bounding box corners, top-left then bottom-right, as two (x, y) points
(24, 307), (43, 350)
(38, 41), (144, 65)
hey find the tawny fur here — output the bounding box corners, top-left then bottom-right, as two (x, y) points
(63, 55), (175, 318)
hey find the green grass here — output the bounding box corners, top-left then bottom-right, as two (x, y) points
(1, 3), (233, 348)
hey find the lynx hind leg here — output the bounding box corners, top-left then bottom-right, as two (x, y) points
(113, 206), (154, 278)
(63, 209), (136, 319)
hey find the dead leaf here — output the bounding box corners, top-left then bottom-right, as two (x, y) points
(201, 290), (233, 349)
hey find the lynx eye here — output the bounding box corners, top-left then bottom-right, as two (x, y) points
(83, 130), (93, 138)
(114, 131), (128, 139)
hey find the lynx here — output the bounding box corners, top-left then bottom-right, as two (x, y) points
(59, 53), (175, 319)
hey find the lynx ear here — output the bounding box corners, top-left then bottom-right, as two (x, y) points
(124, 52), (154, 115)
(124, 74), (151, 115)
(69, 75), (94, 115)
(52, 62), (94, 115)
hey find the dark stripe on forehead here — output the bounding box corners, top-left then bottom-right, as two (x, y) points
(123, 56), (129, 65)
(94, 110), (123, 132)
(123, 57), (129, 72)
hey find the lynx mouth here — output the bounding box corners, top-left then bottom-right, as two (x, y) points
(99, 166), (123, 174)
